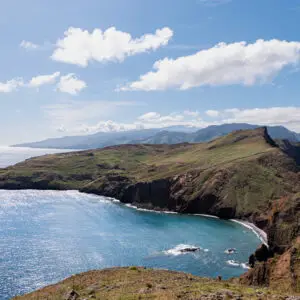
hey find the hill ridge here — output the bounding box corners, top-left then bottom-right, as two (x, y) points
(12, 123), (300, 150)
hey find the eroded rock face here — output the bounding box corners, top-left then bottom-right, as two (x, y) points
(80, 174), (131, 199)
(242, 238), (300, 292)
(248, 244), (272, 268)
(121, 179), (173, 210)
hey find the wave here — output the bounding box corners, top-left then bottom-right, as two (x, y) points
(226, 260), (250, 269)
(226, 260), (240, 267)
(193, 213), (219, 219)
(240, 262), (251, 270)
(163, 244), (208, 256)
(230, 219), (268, 246)
(125, 203), (178, 214)
(0, 190), (116, 211)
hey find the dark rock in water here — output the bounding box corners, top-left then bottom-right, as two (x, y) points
(179, 247), (200, 253)
(225, 248), (237, 254)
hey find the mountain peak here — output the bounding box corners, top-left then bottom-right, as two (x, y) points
(206, 127), (277, 150)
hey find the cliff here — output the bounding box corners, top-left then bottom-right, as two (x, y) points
(1, 127), (300, 292)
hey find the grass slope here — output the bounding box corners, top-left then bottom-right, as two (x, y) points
(0, 127), (278, 188)
(12, 267), (299, 300)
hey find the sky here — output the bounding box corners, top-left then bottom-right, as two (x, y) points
(1, 0), (300, 145)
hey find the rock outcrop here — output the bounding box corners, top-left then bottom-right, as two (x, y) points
(241, 237), (300, 292)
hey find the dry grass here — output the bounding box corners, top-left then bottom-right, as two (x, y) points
(12, 267), (299, 300)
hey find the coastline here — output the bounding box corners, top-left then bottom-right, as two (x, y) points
(105, 193), (268, 244)
(0, 188), (267, 246)
(230, 219), (268, 246)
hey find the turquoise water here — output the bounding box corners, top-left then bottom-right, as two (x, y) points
(0, 190), (261, 299)
(0, 148), (261, 299)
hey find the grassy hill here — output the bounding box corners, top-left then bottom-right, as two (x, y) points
(1, 127), (279, 187)
(13, 267), (300, 300)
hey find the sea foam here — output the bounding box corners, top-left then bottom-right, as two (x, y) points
(163, 244), (208, 256)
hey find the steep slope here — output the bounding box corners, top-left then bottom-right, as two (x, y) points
(13, 267), (300, 300)
(1, 127), (300, 291)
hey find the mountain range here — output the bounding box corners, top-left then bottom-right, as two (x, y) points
(13, 123), (300, 149)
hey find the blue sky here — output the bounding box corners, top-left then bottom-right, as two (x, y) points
(1, 0), (300, 144)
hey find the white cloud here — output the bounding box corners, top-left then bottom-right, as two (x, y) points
(51, 106), (300, 136)
(205, 110), (220, 117)
(51, 26), (173, 67)
(57, 74), (87, 95)
(42, 103), (300, 137)
(138, 112), (185, 124)
(28, 72), (60, 88)
(122, 39), (300, 91)
(47, 106), (208, 135)
(138, 112), (161, 121)
(74, 120), (141, 134)
(43, 100), (143, 134)
(20, 40), (39, 50)
(0, 73), (85, 95)
(184, 110), (200, 117)
(221, 107), (300, 130)
(0, 78), (24, 93)
(197, 107), (300, 132)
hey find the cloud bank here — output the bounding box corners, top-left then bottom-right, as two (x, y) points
(50, 106), (300, 135)
(0, 73), (86, 95)
(51, 26), (173, 67)
(0, 78), (24, 93)
(121, 39), (300, 91)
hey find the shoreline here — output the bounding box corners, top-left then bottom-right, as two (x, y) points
(0, 188), (268, 246)
(230, 219), (268, 246)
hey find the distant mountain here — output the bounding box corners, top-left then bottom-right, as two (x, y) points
(131, 130), (191, 145)
(135, 124), (300, 145)
(13, 129), (162, 149)
(13, 123), (300, 149)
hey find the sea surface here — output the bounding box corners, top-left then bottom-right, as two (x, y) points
(0, 146), (73, 168)
(0, 147), (262, 299)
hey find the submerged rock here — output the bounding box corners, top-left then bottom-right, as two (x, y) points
(179, 247), (200, 253)
(225, 248), (237, 254)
